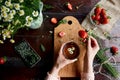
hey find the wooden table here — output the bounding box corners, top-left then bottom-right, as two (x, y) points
(2, 0), (118, 80)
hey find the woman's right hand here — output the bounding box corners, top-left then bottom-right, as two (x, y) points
(87, 36), (100, 61)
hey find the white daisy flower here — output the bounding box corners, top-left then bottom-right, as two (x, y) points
(1, 6), (6, 12)
(0, 40), (4, 44)
(26, 16), (33, 22)
(14, 3), (20, 10)
(19, 10), (25, 16)
(10, 10), (16, 15)
(2, 29), (11, 39)
(19, 0), (24, 3)
(8, 13), (14, 19)
(32, 11), (39, 17)
(25, 21), (31, 27)
(10, 39), (15, 43)
(5, 1), (11, 7)
(1, 11), (8, 18)
(6, 7), (10, 12)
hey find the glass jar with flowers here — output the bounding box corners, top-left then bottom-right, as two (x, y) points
(0, 0), (43, 44)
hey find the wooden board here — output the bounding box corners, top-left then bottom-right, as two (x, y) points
(54, 16), (87, 77)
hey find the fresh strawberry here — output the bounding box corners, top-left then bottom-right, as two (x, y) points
(91, 15), (96, 20)
(82, 38), (87, 43)
(110, 46), (119, 55)
(94, 5), (102, 15)
(0, 57), (6, 64)
(95, 15), (100, 21)
(101, 18), (109, 24)
(66, 2), (72, 11)
(78, 30), (88, 39)
(91, 39), (95, 47)
(101, 8), (106, 16)
(51, 17), (58, 24)
(58, 31), (66, 37)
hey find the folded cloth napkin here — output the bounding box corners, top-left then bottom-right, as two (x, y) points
(81, 0), (120, 39)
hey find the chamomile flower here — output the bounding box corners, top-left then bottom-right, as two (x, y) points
(19, 0), (24, 3)
(25, 21), (31, 27)
(1, 6), (6, 12)
(14, 3), (20, 10)
(6, 7), (10, 12)
(5, 1), (11, 7)
(26, 16), (33, 22)
(2, 29), (11, 40)
(10, 10), (16, 15)
(10, 39), (15, 43)
(19, 10), (24, 16)
(7, 13), (14, 19)
(0, 40), (4, 44)
(1, 11), (8, 18)
(32, 11), (39, 17)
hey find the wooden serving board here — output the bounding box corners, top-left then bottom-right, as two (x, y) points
(54, 16), (87, 77)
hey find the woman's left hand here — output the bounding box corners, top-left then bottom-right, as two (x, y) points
(55, 42), (77, 70)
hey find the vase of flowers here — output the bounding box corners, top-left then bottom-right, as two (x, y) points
(0, 0), (43, 44)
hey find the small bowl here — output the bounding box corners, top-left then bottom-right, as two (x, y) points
(89, 7), (110, 27)
(89, 8), (102, 27)
(63, 41), (80, 60)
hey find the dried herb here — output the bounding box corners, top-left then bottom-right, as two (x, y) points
(96, 48), (120, 78)
(58, 19), (67, 25)
(88, 29), (120, 77)
(40, 44), (46, 52)
(43, 4), (54, 11)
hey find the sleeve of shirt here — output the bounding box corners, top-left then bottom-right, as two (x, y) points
(81, 72), (95, 80)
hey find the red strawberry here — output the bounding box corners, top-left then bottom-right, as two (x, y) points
(91, 39), (95, 47)
(94, 5), (102, 15)
(66, 2), (72, 11)
(95, 15), (100, 21)
(58, 31), (66, 37)
(51, 17), (58, 24)
(110, 46), (119, 55)
(78, 30), (88, 39)
(91, 15), (95, 20)
(101, 18), (109, 24)
(101, 8), (106, 16)
(0, 57), (6, 64)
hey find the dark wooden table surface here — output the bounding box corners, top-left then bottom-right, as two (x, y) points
(0, 0), (103, 80)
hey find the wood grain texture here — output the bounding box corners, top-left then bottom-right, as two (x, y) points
(54, 16), (87, 77)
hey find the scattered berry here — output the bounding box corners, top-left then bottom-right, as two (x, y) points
(110, 46), (118, 55)
(58, 31), (66, 37)
(0, 57), (7, 64)
(51, 17), (58, 24)
(66, 2), (72, 11)
(91, 39), (95, 47)
(78, 30), (88, 39)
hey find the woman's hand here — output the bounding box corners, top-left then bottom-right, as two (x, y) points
(87, 36), (100, 61)
(83, 36), (100, 73)
(55, 42), (77, 70)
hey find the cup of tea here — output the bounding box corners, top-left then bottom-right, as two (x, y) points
(63, 41), (80, 60)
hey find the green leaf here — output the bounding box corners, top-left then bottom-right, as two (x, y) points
(40, 44), (46, 52)
(43, 4), (54, 11)
(58, 19), (67, 25)
(96, 48), (120, 78)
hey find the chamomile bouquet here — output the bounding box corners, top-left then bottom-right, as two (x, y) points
(0, 0), (42, 43)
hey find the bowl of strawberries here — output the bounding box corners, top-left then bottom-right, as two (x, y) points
(90, 5), (111, 26)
